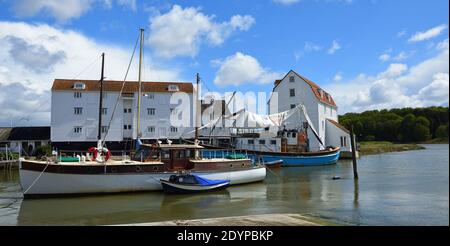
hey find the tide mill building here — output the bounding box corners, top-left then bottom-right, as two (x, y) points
(49, 70), (353, 156)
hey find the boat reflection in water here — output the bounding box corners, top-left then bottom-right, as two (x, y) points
(17, 183), (268, 226)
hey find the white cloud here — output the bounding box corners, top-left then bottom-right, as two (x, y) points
(392, 51), (409, 61)
(417, 73), (449, 105)
(379, 53), (390, 62)
(324, 39), (449, 113)
(379, 51), (413, 62)
(103, 0), (137, 11)
(12, 0), (93, 22)
(11, 0), (138, 22)
(397, 29), (407, 38)
(333, 72), (343, 82)
(304, 42), (322, 52)
(408, 24), (448, 43)
(327, 40), (341, 54)
(378, 63), (408, 78)
(273, 0), (301, 5)
(148, 5), (255, 59)
(213, 52), (282, 87)
(0, 21), (181, 126)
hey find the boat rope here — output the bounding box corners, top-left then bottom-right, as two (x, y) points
(101, 32), (140, 147)
(22, 162), (50, 195)
(71, 55), (102, 80)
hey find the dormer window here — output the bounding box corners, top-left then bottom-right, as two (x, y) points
(318, 89), (324, 98)
(168, 85), (179, 92)
(289, 76), (295, 82)
(73, 82), (85, 90)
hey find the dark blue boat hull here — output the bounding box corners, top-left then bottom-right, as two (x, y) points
(161, 181), (230, 194)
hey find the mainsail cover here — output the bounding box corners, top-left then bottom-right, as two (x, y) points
(184, 104), (323, 147)
(224, 104), (324, 147)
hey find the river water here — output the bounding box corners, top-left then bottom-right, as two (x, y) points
(0, 144), (448, 226)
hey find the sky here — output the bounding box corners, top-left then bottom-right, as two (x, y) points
(0, 0), (448, 126)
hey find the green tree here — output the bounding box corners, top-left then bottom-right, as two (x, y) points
(400, 114), (416, 142)
(34, 145), (52, 158)
(435, 124), (449, 140)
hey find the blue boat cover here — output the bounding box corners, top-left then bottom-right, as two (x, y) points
(193, 175), (229, 186)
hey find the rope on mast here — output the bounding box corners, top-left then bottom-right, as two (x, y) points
(101, 32), (140, 147)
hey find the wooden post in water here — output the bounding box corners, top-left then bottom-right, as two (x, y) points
(350, 125), (359, 179)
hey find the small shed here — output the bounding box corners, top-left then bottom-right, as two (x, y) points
(0, 127), (50, 155)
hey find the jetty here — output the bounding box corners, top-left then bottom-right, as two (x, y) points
(113, 213), (335, 226)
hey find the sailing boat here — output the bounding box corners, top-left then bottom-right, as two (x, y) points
(19, 29), (265, 198)
(200, 104), (341, 166)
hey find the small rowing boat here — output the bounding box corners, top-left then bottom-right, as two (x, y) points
(160, 174), (230, 194)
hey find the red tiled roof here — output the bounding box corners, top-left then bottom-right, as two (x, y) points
(327, 119), (349, 134)
(273, 70), (337, 107)
(51, 79), (194, 93)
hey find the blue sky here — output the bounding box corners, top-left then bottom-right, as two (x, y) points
(0, 0), (448, 126)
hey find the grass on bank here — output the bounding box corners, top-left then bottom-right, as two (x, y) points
(359, 141), (426, 155)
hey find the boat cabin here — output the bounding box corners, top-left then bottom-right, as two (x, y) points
(140, 144), (204, 171)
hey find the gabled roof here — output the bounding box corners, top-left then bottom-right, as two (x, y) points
(326, 119), (349, 134)
(52, 79), (194, 93)
(0, 127), (50, 141)
(273, 70), (337, 107)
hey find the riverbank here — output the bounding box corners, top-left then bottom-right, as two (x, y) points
(359, 141), (425, 155)
(113, 213), (336, 226)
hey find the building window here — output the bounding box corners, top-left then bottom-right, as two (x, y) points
(73, 126), (82, 133)
(168, 85), (179, 91)
(289, 76), (295, 82)
(101, 108), (107, 115)
(74, 107), (83, 115)
(147, 108), (156, 115)
(270, 140), (277, 145)
(101, 126), (108, 133)
(290, 104), (296, 109)
(170, 108), (177, 114)
(124, 108), (132, 113)
(170, 126), (178, 133)
(124, 125), (132, 130)
(74, 92), (82, 98)
(147, 93), (155, 99)
(73, 82), (85, 90)
(147, 126), (155, 133)
(340, 136), (347, 147)
(289, 89), (295, 97)
(248, 139), (254, 145)
(259, 140), (266, 145)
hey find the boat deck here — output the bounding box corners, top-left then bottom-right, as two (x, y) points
(21, 159), (164, 166)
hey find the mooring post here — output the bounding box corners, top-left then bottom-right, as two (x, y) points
(350, 125), (359, 179)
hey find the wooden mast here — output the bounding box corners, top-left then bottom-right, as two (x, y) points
(195, 73), (200, 143)
(97, 52), (105, 141)
(136, 28), (144, 139)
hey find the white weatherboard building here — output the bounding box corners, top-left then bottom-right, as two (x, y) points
(50, 70), (353, 156)
(268, 70), (353, 153)
(50, 79), (195, 150)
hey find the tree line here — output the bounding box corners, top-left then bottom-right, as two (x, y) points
(339, 106), (449, 142)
